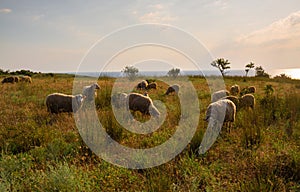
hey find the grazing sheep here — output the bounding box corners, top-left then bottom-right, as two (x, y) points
(205, 99), (236, 132)
(1, 76), (18, 84)
(46, 93), (85, 113)
(82, 83), (100, 102)
(127, 93), (160, 117)
(147, 82), (157, 90)
(220, 96), (240, 110)
(230, 84), (240, 96)
(240, 86), (256, 96)
(248, 86), (256, 94)
(239, 94), (255, 109)
(19, 75), (32, 83)
(14, 76), (20, 83)
(137, 80), (148, 90)
(211, 90), (229, 102)
(165, 84), (180, 95)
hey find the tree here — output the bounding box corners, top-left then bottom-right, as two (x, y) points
(245, 62), (255, 77)
(167, 68), (180, 78)
(211, 58), (230, 77)
(255, 66), (270, 78)
(121, 66), (139, 80)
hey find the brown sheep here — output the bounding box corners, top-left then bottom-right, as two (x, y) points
(127, 93), (160, 117)
(240, 86), (256, 96)
(165, 84), (179, 95)
(248, 86), (256, 94)
(46, 93), (85, 113)
(1, 76), (18, 84)
(239, 94), (255, 109)
(136, 80), (148, 90)
(230, 84), (240, 96)
(221, 96), (240, 110)
(147, 82), (157, 90)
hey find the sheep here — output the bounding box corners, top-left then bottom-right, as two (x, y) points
(205, 99), (236, 132)
(19, 75), (32, 83)
(220, 96), (240, 110)
(111, 93), (128, 108)
(147, 82), (157, 90)
(82, 83), (100, 102)
(112, 92), (160, 117)
(165, 84), (180, 95)
(211, 90), (229, 102)
(136, 80), (148, 90)
(248, 86), (256, 94)
(46, 93), (85, 113)
(14, 76), (20, 83)
(240, 86), (256, 96)
(1, 76), (18, 84)
(239, 94), (255, 109)
(230, 84), (240, 96)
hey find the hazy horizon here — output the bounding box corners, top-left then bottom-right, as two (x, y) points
(1, 1), (300, 77)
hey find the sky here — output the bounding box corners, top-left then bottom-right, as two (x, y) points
(0, 0), (300, 76)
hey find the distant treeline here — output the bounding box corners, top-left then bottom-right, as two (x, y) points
(0, 69), (55, 77)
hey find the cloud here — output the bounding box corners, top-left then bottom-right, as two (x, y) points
(0, 8), (12, 14)
(135, 3), (177, 23)
(212, 0), (229, 9)
(32, 14), (45, 21)
(139, 11), (177, 23)
(238, 10), (300, 47)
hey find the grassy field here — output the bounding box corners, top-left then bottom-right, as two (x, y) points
(0, 74), (299, 191)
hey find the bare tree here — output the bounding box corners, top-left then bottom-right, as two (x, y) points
(211, 58), (231, 77)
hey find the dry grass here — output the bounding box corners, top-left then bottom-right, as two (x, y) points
(0, 74), (299, 191)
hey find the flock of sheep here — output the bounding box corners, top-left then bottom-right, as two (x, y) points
(1, 75), (32, 83)
(45, 79), (256, 134)
(206, 84), (256, 132)
(2, 75), (255, 132)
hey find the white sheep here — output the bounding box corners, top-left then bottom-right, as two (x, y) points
(205, 99), (236, 132)
(19, 75), (32, 83)
(230, 84), (240, 96)
(239, 94), (255, 109)
(82, 83), (100, 102)
(165, 84), (180, 95)
(211, 90), (229, 102)
(46, 93), (85, 113)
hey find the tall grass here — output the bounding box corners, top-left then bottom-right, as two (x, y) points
(0, 75), (299, 191)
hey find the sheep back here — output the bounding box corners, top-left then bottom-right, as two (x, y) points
(19, 76), (32, 83)
(147, 82), (157, 90)
(165, 84), (179, 95)
(221, 96), (239, 109)
(211, 90), (229, 102)
(239, 94), (255, 109)
(206, 99), (236, 124)
(46, 93), (84, 113)
(128, 93), (160, 116)
(2, 76), (17, 84)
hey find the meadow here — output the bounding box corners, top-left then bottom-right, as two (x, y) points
(0, 74), (299, 191)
